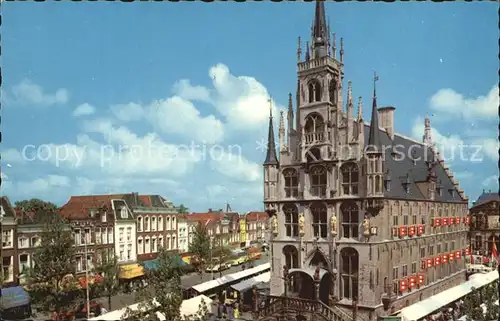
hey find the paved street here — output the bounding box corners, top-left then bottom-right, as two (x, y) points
(95, 256), (269, 311)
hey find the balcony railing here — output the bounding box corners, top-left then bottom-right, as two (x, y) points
(257, 295), (353, 321)
(305, 132), (325, 145)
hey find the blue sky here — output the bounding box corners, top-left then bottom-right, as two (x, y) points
(2, 2), (498, 212)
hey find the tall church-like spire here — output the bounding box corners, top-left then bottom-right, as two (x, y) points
(311, 0), (329, 59)
(264, 99), (279, 165)
(367, 72), (381, 150)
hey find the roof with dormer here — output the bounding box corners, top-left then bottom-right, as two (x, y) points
(60, 194), (123, 220)
(471, 191), (500, 209)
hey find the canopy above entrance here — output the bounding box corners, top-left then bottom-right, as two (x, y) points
(119, 263), (144, 280)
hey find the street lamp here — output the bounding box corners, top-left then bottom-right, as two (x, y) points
(81, 230), (91, 320)
(209, 236), (214, 280)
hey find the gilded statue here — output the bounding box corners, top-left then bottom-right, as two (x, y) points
(330, 214), (337, 235)
(272, 215), (278, 234)
(362, 216), (370, 236)
(298, 212), (305, 235)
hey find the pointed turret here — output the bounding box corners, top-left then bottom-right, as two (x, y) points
(423, 115), (433, 146)
(279, 110), (286, 152)
(346, 81), (353, 143)
(367, 72), (381, 151)
(332, 33), (336, 59)
(311, 0), (329, 59)
(305, 42), (310, 61)
(264, 102), (279, 165)
(297, 36), (302, 62)
(339, 37), (344, 64)
(357, 96), (363, 121)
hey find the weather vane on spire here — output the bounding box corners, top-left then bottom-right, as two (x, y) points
(373, 71), (379, 97)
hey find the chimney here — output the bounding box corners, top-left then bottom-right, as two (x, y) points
(208, 208), (212, 212)
(377, 106), (395, 139)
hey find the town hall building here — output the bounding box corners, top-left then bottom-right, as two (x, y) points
(261, 2), (470, 321)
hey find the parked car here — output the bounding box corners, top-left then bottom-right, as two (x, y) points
(206, 262), (231, 272)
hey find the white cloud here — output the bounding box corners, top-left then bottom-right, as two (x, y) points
(9, 79), (69, 107)
(476, 138), (499, 162)
(429, 85), (499, 119)
(73, 103), (96, 117)
(210, 149), (262, 182)
(481, 175), (499, 188)
(209, 63), (281, 130)
(411, 117), (464, 157)
(147, 97), (224, 144)
(15, 175), (71, 195)
(2, 148), (26, 163)
(110, 102), (144, 122)
(172, 79), (212, 103)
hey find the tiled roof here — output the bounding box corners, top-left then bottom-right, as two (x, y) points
(246, 212), (267, 221)
(139, 195), (151, 207)
(472, 191), (500, 209)
(1, 197), (17, 218)
(60, 194), (124, 220)
(362, 123), (466, 202)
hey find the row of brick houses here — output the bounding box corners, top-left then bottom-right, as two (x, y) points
(0, 194), (268, 287)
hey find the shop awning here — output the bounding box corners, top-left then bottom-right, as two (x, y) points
(143, 255), (186, 271)
(119, 263), (144, 280)
(0, 286), (30, 310)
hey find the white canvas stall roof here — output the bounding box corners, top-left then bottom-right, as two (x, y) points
(180, 295), (214, 317)
(231, 272), (271, 292)
(191, 263), (270, 293)
(399, 270), (498, 321)
(88, 295), (213, 321)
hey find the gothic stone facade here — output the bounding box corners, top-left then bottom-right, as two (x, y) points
(262, 2), (469, 320)
(469, 191), (500, 256)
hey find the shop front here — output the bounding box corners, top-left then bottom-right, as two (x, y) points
(119, 263), (145, 292)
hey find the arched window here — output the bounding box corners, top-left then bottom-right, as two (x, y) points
(284, 169), (299, 198)
(166, 217), (171, 230)
(329, 78), (338, 104)
(151, 217), (157, 231)
(311, 203), (328, 238)
(144, 217), (150, 232)
(283, 245), (299, 268)
(310, 166), (327, 197)
(283, 204), (299, 237)
(375, 176), (382, 193)
(158, 216), (163, 231)
(341, 203), (359, 239)
(341, 247), (359, 300)
(341, 163), (359, 195)
(304, 114), (325, 144)
(172, 216), (177, 229)
(308, 80), (322, 103)
(137, 216), (143, 232)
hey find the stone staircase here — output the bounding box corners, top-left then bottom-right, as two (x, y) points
(256, 295), (354, 321)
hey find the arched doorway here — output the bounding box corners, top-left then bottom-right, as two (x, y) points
(289, 271), (314, 300)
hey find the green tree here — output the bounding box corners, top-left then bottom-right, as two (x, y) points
(123, 249), (184, 321)
(93, 254), (121, 311)
(210, 236), (233, 278)
(188, 223), (211, 280)
(14, 198), (58, 212)
(177, 204), (189, 214)
(27, 212), (77, 316)
(463, 287), (485, 321)
(483, 283), (499, 321)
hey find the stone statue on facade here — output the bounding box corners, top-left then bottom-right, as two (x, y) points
(298, 212), (305, 236)
(362, 215), (370, 236)
(272, 215), (278, 235)
(330, 213), (337, 236)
